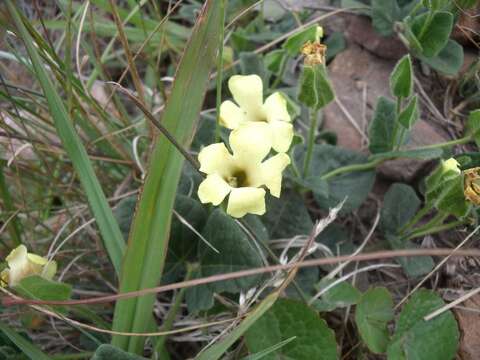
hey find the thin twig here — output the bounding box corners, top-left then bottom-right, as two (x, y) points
(5, 248), (480, 307)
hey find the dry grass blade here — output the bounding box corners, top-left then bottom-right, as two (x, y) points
(5, 0), (125, 274)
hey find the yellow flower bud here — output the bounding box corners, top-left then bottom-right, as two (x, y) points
(1, 245), (57, 287)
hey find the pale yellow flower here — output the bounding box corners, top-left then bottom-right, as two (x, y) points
(219, 74), (294, 153)
(1, 245), (57, 287)
(197, 123), (290, 218)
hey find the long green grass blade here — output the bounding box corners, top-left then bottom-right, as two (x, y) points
(111, 0), (223, 353)
(0, 322), (51, 360)
(195, 292), (279, 360)
(6, 1), (125, 274)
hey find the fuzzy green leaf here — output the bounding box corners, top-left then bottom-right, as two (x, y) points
(371, 0), (401, 36)
(197, 209), (266, 294)
(410, 11), (453, 58)
(355, 287), (394, 354)
(245, 299), (337, 360)
(313, 279), (361, 312)
(387, 290), (459, 360)
(368, 96), (397, 154)
(381, 183), (420, 235)
(92, 344), (147, 360)
(295, 145), (375, 213)
(420, 39), (464, 76)
(283, 25), (322, 56)
(298, 65), (335, 110)
(397, 96), (419, 129)
(390, 55), (413, 98)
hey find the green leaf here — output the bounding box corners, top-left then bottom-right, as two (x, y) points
(245, 298), (337, 360)
(296, 144), (375, 212)
(387, 235), (434, 277)
(410, 11), (453, 57)
(298, 65), (335, 110)
(381, 183), (420, 235)
(239, 52), (267, 83)
(198, 209), (266, 294)
(92, 344), (147, 360)
(368, 96), (397, 154)
(6, 0), (125, 275)
(263, 190), (313, 239)
(390, 55), (413, 98)
(467, 109), (480, 147)
(185, 268), (215, 313)
(196, 292), (278, 360)
(283, 25), (322, 56)
(264, 49), (287, 74)
(371, 0), (401, 36)
(111, 0), (223, 353)
(313, 279), (361, 312)
(355, 287), (394, 354)
(241, 337), (297, 360)
(324, 32), (346, 61)
(0, 322), (50, 360)
(420, 39), (464, 76)
(387, 290), (459, 360)
(15, 275), (72, 315)
(397, 96), (419, 129)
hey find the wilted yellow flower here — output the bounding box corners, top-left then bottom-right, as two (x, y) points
(197, 123), (290, 218)
(1, 245), (57, 287)
(464, 167), (480, 205)
(219, 74), (293, 153)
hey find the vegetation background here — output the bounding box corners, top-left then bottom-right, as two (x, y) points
(0, 0), (479, 359)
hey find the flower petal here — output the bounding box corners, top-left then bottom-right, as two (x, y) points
(6, 245), (28, 272)
(219, 100), (246, 129)
(263, 92), (291, 123)
(198, 143), (235, 176)
(228, 75), (264, 121)
(259, 153), (291, 197)
(198, 174), (231, 206)
(227, 187), (266, 218)
(230, 122), (272, 164)
(269, 120), (294, 153)
(42, 261), (57, 280)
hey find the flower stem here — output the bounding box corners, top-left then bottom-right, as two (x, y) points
(303, 109), (319, 178)
(320, 159), (383, 181)
(413, 136), (471, 150)
(270, 54), (289, 90)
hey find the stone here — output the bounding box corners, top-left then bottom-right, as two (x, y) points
(453, 294), (480, 360)
(345, 15), (408, 61)
(323, 44), (448, 182)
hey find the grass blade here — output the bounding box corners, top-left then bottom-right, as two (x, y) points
(110, 0), (223, 353)
(6, 1), (125, 274)
(0, 322), (51, 360)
